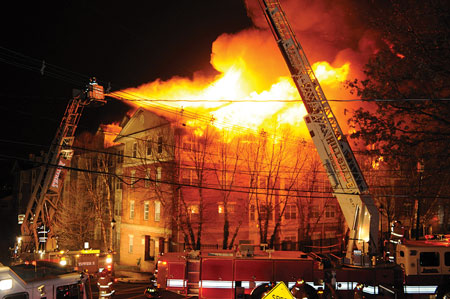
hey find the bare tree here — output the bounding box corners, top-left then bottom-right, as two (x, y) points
(54, 132), (115, 251)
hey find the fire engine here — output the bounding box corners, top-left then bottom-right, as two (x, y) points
(156, 0), (450, 298)
(47, 249), (115, 277)
(0, 261), (90, 299)
(13, 78), (107, 264)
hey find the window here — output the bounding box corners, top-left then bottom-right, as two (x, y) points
(157, 136), (163, 153)
(128, 235), (134, 253)
(154, 201), (161, 222)
(189, 204), (199, 214)
(144, 201), (149, 220)
(117, 150), (124, 163)
(132, 142), (137, 158)
(259, 204), (272, 220)
(129, 200), (135, 219)
(4, 293), (29, 299)
(183, 139), (193, 151)
(445, 252), (450, 266)
(145, 169), (151, 188)
(147, 139), (152, 156)
(56, 284), (80, 299)
(325, 205), (335, 218)
(156, 167), (162, 185)
(285, 204), (297, 220)
(219, 203), (235, 214)
(130, 170), (136, 188)
(181, 168), (197, 185)
(309, 206), (320, 218)
(420, 252), (439, 267)
(115, 177), (122, 190)
(250, 204), (255, 221)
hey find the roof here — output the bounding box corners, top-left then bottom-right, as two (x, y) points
(9, 261), (77, 283)
(114, 107), (173, 143)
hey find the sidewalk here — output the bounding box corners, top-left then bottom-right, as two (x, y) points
(115, 269), (152, 283)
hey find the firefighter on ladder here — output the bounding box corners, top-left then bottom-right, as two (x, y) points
(97, 269), (115, 298)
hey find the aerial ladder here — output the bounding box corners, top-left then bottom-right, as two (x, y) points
(259, 0), (379, 262)
(17, 79), (105, 258)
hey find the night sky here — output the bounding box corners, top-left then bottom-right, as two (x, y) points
(1, 1), (253, 160)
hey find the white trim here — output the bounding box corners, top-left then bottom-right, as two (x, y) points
(201, 280), (233, 288)
(404, 285), (438, 294)
(167, 279), (185, 287)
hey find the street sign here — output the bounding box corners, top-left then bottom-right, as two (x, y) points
(262, 281), (294, 299)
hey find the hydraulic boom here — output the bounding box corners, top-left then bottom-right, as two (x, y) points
(259, 0), (379, 259)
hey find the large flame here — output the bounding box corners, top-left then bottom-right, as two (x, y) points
(112, 28), (354, 137)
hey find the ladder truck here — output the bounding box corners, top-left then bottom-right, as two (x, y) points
(259, 0), (450, 297)
(15, 79), (105, 260)
(259, 0), (378, 263)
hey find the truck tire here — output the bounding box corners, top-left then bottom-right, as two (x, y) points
(250, 283), (271, 299)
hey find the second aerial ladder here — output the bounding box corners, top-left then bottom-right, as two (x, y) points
(259, 0), (379, 260)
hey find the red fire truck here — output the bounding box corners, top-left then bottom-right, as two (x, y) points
(156, 248), (405, 298)
(45, 249), (115, 278)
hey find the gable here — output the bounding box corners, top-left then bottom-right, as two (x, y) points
(115, 108), (172, 142)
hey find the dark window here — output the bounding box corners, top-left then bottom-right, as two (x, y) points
(147, 140), (152, 155)
(132, 142), (137, 158)
(117, 150), (124, 163)
(157, 136), (163, 153)
(410, 250), (417, 256)
(4, 293), (29, 299)
(285, 204), (297, 220)
(445, 252), (450, 266)
(56, 283), (80, 298)
(420, 252), (439, 267)
(400, 251), (405, 257)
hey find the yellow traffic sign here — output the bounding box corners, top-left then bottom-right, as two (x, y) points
(262, 281), (294, 299)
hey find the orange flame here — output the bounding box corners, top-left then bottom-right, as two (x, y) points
(112, 29), (353, 137)
(101, 123), (122, 148)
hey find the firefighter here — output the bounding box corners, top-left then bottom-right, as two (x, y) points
(97, 269), (115, 298)
(353, 283), (365, 299)
(291, 279), (309, 299)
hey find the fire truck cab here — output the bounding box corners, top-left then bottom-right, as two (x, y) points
(0, 261), (89, 299)
(396, 236), (450, 297)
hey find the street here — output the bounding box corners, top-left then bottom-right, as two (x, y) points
(89, 282), (185, 299)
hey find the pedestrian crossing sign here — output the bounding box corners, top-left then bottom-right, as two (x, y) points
(262, 281), (294, 299)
